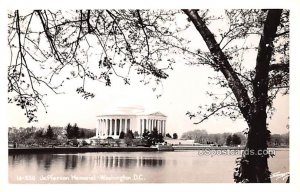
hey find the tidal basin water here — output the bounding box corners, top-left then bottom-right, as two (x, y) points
(9, 149), (289, 183)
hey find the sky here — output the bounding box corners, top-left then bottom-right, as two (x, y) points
(6, 10), (289, 137)
(7, 60), (289, 137)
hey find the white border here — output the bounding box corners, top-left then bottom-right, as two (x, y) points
(1, 0), (299, 192)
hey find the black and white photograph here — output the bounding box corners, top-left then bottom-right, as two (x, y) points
(1, 0), (300, 191)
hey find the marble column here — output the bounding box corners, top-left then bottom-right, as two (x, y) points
(140, 119), (143, 135)
(125, 119), (127, 133)
(151, 119), (153, 130)
(147, 119), (150, 132)
(98, 119), (102, 137)
(114, 119), (117, 137)
(110, 119), (113, 136)
(158, 120), (161, 133)
(100, 119), (102, 137)
(161, 120), (163, 135)
(104, 119), (106, 137)
(127, 119), (130, 132)
(107, 119), (109, 136)
(96, 119), (99, 137)
(101, 119), (104, 137)
(164, 120), (166, 136)
(120, 119), (123, 133)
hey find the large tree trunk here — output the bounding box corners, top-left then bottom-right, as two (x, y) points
(241, 118), (271, 182)
(183, 9), (283, 183)
(243, 9), (282, 183)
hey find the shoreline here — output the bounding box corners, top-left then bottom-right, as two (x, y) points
(8, 146), (289, 155)
(8, 147), (158, 154)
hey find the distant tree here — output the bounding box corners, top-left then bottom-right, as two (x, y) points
(72, 139), (79, 147)
(66, 123), (73, 139)
(133, 131), (139, 138)
(82, 140), (88, 146)
(172, 133), (178, 139)
(209, 134), (221, 145)
(165, 133), (172, 138)
(128, 130), (135, 139)
(49, 126), (66, 141)
(226, 135), (232, 146)
(80, 129), (85, 138)
(270, 134), (282, 146)
(34, 129), (44, 139)
(144, 128), (164, 145)
(181, 129), (208, 143)
(232, 134), (242, 146)
(220, 133), (233, 146)
(142, 130), (150, 138)
(281, 133), (289, 146)
(79, 128), (96, 138)
(24, 137), (35, 146)
(234, 132), (247, 145)
(46, 125), (54, 139)
(158, 133), (164, 143)
(124, 130), (134, 146)
(73, 123), (80, 138)
(119, 131), (125, 139)
(116, 140), (121, 147)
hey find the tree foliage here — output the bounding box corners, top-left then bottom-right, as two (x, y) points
(65, 123), (88, 139)
(142, 128), (164, 145)
(172, 133), (178, 139)
(8, 10), (183, 122)
(119, 131), (125, 139)
(45, 125), (54, 139)
(124, 130), (134, 146)
(181, 129), (247, 145)
(226, 135), (232, 146)
(184, 9), (289, 124)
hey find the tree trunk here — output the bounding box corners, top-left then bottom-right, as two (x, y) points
(241, 9), (283, 183)
(183, 9), (283, 183)
(242, 116), (271, 183)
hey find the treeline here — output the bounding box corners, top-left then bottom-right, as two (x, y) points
(165, 133), (178, 139)
(110, 128), (164, 147)
(8, 124), (96, 146)
(65, 123), (95, 139)
(181, 129), (289, 147)
(268, 133), (289, 147)
(181, 129), (246, 146)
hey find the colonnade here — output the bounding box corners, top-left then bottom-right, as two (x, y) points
(96, 116), (167, 139)
(140, 119), (166, 136)
(96, 118), (130, 138)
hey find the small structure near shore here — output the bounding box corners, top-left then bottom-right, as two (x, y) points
(152, 144), (174, 151)
(164, 139), (195, 145)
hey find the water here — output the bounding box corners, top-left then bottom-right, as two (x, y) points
(8, 149), (289, 183)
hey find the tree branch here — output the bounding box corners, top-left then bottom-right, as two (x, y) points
(182, 9), (254, 124)
(253, 9), (283, 117)
(269, 63), (289, 72)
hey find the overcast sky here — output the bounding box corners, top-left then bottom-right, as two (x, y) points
(7, 58), (289, 136)
(6, 10), (289, 137)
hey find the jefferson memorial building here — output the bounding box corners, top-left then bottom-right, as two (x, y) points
(95, 106), (167, 139)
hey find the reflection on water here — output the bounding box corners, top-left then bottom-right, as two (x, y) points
(9, 153), (165, 171)
(8, 150), (289, 183)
